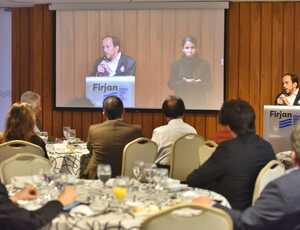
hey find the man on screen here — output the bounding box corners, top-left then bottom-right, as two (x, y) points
(275, 73), (300, 106)
(93, 36), (136, 77)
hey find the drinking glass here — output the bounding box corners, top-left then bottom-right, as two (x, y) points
(97, 164), (112, 184)
(68, 129), (76, 141)
(112, 177), (129, 202)
(63, 126), (71, 140)
(39, 131), (48, 144)
(132, 161), (144, 181)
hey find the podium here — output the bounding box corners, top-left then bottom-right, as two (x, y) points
(85, 76), (135, 107)
(264, 105), (300, 153)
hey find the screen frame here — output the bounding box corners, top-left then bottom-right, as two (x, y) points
(52, 9), (228, 113)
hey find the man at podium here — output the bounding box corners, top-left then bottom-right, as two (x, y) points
(93, 36), (136, 77)
(275, 73), (300, 106)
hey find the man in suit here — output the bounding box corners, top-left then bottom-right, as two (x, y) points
(20, 91), (42, 133)
(152, 96), (197, 168)
(93, 36), (136, 77)
(275, 73), (300, 105)
(83, 96), (143, 178)
(186, 99), (275, 210)
(0, 183), (77, 230)
(194, 124), (300, 230)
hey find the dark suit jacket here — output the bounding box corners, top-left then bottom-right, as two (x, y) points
(84, 119), (143, 178)
(275, 89), (300, 105)
(220, 168), (300, 230)
(93, 53), (136, 76)
(187, 134), (276, 210)
(0, 182), (63, 230)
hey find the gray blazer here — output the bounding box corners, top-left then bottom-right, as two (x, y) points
(221, 168), (300, 230)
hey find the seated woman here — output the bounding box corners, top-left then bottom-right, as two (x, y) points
(3, 103), (47, 158)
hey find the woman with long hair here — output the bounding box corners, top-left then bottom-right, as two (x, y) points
(3, 103), (47, 157)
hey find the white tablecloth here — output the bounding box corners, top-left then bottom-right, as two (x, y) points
(8, 176), (231, 230)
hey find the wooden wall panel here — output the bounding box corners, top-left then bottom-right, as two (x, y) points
(11, 3), (300, 141)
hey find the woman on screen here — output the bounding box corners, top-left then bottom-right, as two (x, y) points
(168, 36), (211, 109)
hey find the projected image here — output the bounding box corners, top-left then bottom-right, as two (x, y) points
(86, 36), (136, 107)
(56, 9), (224, 110)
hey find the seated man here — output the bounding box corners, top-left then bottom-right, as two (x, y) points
(20, 91), (42, 133)
(187, 99), (275, 210)
(194, 124), (300, 230)
(275, 73), (300, 105)
(0, 183), (77, 230)
(152, 96), (197, 167)
(83, 96), (143, 178)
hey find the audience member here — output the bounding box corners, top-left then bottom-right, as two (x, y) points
(0, 182), (77, 230)
(152, 96), (197, 167)
(187, 99), (275, 210)
(194, 123), (300, 230)
(83, 96), (143, 178)
(20, 91), (42, 133)
(275, 73), (300, 105)
(3, 103), (47, 157)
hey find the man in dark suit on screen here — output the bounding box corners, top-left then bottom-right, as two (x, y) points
(93, 36), (136, 77)
(83, 96), (142, 178)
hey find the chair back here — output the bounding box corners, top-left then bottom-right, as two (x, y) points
(252, 160), (285, 204)
(122, 137), (157, 177)
(170, 134), (204, 181)
(198, 140), (218, 165)
(0, 140), (45, 163)
(141, 204), (233, 230)
(0, 153), (52, 184)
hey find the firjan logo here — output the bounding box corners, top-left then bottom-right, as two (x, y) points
(270, 110), (300, 128)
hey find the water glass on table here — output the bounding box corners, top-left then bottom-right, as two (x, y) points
(97, 164), (112, 184)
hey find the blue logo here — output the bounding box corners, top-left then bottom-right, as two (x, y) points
(279, 115), (300, 128)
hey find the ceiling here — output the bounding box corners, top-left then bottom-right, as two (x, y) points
(0, 0), (297, 8)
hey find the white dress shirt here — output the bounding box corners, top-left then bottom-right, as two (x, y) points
(99, 52), (122, 77)
(287, 88), (299, 105)
(151, 118), (197, 166)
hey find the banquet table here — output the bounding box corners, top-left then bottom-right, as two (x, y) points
(7, 175), (230, 230)
(46, 143), (90, 177)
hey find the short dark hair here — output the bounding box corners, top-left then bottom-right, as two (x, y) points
(162, 96), (185, 119)
(283, 73), (299, 88)
(219, 99), (256, 136)
(182, 36), (197, 47)
(103, 35), (120, 49)
(103, 96), (124, 120)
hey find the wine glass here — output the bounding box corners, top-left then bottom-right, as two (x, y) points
(132, 161), (144, 181)
(39, 131), (48, 144)
(69, 129), (76, 140)
(97, 164), (112, 184)
(63, 126), (71, 140)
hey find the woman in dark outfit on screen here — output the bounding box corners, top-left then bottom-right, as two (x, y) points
(168, 36), (212, 109)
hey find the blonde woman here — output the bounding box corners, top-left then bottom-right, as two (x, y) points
(3, 103), (47, 157)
